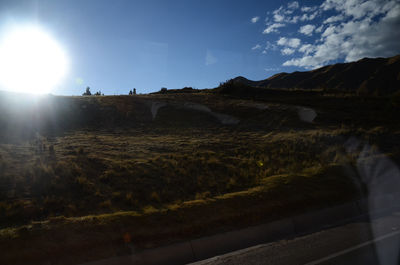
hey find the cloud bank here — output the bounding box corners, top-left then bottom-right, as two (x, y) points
(256, 0), (400, 69)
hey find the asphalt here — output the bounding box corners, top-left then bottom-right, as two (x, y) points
(189, 212), (400, 265)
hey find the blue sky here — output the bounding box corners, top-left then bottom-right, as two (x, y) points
(0, 0), (399, 95)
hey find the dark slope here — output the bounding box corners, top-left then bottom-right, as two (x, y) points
(229, 55), (400, 95)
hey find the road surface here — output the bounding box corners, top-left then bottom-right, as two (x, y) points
(189, 212), (400, 265)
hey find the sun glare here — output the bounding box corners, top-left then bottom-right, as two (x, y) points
(0, 25), (68, 94)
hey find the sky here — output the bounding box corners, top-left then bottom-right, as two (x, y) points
(0, 0), (399, 95)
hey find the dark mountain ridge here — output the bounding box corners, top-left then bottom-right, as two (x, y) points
(228, 55), (400, 95)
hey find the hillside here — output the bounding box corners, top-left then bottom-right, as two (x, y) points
(0, 85), (400, 264)
(226, 54), (400, 95)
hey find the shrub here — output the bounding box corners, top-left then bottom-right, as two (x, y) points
(82, 86), (92, 96)
(99, 200), (112, 209)
(75, 176), (94, 195)
(150, 191), (161, 203)
(216, 79), (255, 95)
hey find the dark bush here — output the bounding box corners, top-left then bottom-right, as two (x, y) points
(82, 87), (92, 96)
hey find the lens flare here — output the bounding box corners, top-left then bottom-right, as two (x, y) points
(0, 24), (68, 94)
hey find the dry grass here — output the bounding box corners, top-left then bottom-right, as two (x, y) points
(0, 163), (359, 264)
(0, 127), (368, 227)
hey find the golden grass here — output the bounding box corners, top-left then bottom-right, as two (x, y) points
(0, 125), (396, 228)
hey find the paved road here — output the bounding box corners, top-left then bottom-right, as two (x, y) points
(189, 212), (400, 265)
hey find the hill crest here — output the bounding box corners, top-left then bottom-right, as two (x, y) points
(228, 55), (400, 95)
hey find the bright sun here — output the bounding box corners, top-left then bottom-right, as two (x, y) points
(0, 25), (68, 94)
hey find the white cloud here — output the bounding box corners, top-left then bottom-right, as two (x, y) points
(265, 41), (278, 51)
(272, 6), (285, 22)
(284, 9), (294, 15)
(252, 44), (262, 50)
(300, 11), (318, 21)
(321, 25), (337, 37)
(323, 14), (345, 24)
(321, 0), (395, 20)
(205, 50), (217, 66)
(263, 23), (285, 34)
(289, 38), (301, 48)
(315, 25), (324, 33)
(288, 16), (300, 23)
(251, 16), (260, 23)
(262, 41), (279, 54)
(301, 6), (317, 12)
(265, 67), (281, 71)
(281, 48), (295, 55)
(299, 44), (317, 55)
(283, 0), (400, 68)
(277, 37), (301, 48)
(257, 0), (400, 70)
(276, 37), (287, 46)
(274, 13), (285, 22)
(283, 56), (323, 69)
(288, 1), (300, 10)
(271, 4), (302, 24)
(299, 24), (316, 36)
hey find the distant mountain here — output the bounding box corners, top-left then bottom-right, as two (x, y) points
(227, 55), (400, 95)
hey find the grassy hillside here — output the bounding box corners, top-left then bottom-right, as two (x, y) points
(0, 90), (399, 264)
